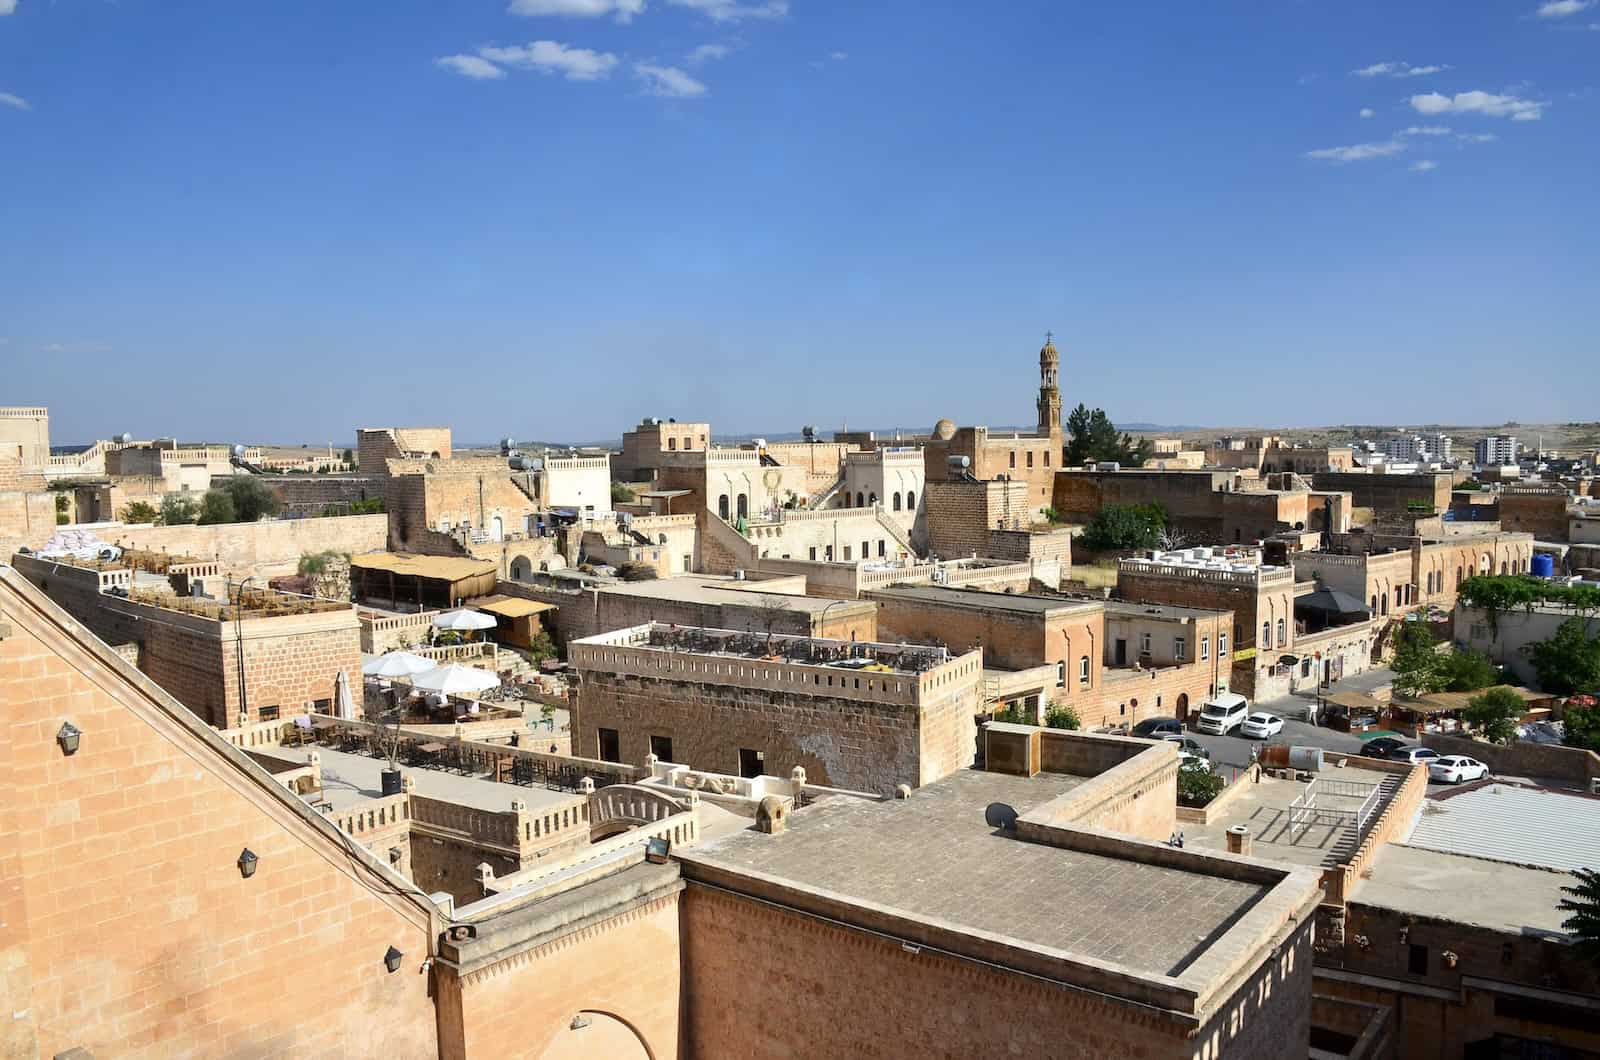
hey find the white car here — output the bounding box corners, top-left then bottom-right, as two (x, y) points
(1240, 712), (1283, 739)
(1428, 756), (1490, 784)
(1393, 747), (1442, 766)
(1195, 693), (1250, 735)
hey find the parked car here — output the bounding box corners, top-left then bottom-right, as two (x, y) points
(1428, 756), (1490, 784)
(1392, 747), (1442, 766)
(1195, 692), (1250, 735)
(1178, 750), (1212, 771)
(1160, 734), (1211, 759)
(1240, 712), (1283, 739)
(1133, 717), (1183, 738)
(1360, 737), (1409, 759)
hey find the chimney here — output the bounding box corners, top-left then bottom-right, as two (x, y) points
(1226, 825), (1251, 856)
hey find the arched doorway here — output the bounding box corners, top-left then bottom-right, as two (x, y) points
(1175, 692), (1188, 720)
(491, 515), (504, 542)
(736, 494), (749, 520)
(717, 494), (730, 520)
(540, 1011), (652, 1060)
(510, 556), (533, 581)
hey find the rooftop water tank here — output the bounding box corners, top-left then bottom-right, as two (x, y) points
(1531, 553), (1555, 578)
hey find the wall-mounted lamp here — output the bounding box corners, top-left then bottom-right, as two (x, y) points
(237, 848), (258, 879)
(56, 722), (82, 756)
(384, 946), (403, 974)
(570, 1015), (591, 1031)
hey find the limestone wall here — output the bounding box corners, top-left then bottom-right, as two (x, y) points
(103, 514), (389, 581)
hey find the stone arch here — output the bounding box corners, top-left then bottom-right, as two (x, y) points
(892, 492), (902, 511)
(510, 555), (534, 581)
(718, 494), (730, 520)
(736, 494), (749, 520)
(906, 490), (915, 510)
(540, 1010), (654, 1060)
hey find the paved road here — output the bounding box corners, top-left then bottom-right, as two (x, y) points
(1181, 667), (1396, 772)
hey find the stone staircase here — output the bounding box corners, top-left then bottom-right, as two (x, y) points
(874, 506), (918, 556)
(805, 470), (848, 511)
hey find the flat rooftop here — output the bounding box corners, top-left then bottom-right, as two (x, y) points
(1354, 844), (1574, 938)
(1103, 599), (1227, 621)
(677, 768), (1270, 978)
(1180, 763), (1405, 871)
(576, 623), (959, 676)
(868, 584), (1102, 617)
(599, 576), (872, 615)
(287, 743), (578, 814)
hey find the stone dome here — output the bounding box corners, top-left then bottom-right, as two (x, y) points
(932, 418), (957, 441)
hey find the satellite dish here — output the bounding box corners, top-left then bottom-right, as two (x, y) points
(983, 802), (1019, 832)
(231, 444), (246, 458)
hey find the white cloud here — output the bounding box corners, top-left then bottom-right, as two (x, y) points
(1401, 125), (1452, 135)
(1359, 107), (1375, 118)
(634, 62), (707, 97)
(686, 43), (731, 64)
(668, 0), (787, 22)
(830, 51), (848, 61)
(0, 1), (15, 15)
(1409, 160), (1439, 172)
(1536, 0), (1593, 17)
(435, 55), (507, 80)
(507, 0), (646, 22)
(1410, 90), (1546, 120)
(1458, 132), (1497, 143)
(0, 92), (29, 111)
(1304, 140), (1406, 162)
(1352, 61), (1450, 78)
(480, 40), (619, 80)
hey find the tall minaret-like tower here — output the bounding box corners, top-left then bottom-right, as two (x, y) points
(1037, 331), (1062, 435)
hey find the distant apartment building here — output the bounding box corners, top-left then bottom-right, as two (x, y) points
(1381, 435), (1430, 463)
(1424, 432), (1454, 463)
(570, 623), (983, 793)
(1475, 435), (1519, 466)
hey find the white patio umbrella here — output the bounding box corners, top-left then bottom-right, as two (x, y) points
(433, 609), (498, 633)
(361, 651), (438, 679)
(408, 662), (499, 696)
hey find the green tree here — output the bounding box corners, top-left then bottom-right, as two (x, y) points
(1064, 403), (1155, 467)
(1391, 621), (1449, 698)
(1558, 867), (1600, 967)
(160, 494), (198, 525)
(120, 501), (159, 524)
(526, 629), (557, 662)
(53, 491), (70, 525)
(348, 496), (385, 515)
(1463, 686), (1525, 745)
(1176, 758), (1225, 808)
(610, 481), (635, 503)
(1079, 503), (1167, 551)
(1440, 649), (1501, 692)
(991, 703), (1034, 725)
(196, 490), (237, 525)
(1528, 619), (1600, 696)
(341, 448), (354, 465)
(1564, 701), (1600, 753)
(1043, 704), (1081, 730)
(211, 476), (282, 522)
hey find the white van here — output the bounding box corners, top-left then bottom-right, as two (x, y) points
(1195, 692), (1250, 735)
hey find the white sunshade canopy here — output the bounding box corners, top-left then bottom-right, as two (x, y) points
(407, 662), (499, 695)
(361, 651), (439, 678)
(434, 609), (499, 632)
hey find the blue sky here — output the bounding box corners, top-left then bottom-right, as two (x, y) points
(2, 1), (1596, 445)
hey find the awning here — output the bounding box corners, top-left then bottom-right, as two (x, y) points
(1409, 686), (1554, 713)
(350, 553), (496, 581)
(472, 595), (557, 619)
(1297, 586), (1371, 616)
(1324, 690), (1382, 712)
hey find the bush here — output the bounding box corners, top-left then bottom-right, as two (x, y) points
(197, 477), (282, 525)
(616, 561), (659, 582)
(610, 481), (635, 503)
(160, 494), (198, 525)
(196, 490), (236, 525)
(1079, 503), (1167, 551)
(1176, 759), (1225, 807)
(1043, 704), (1080, 730)
(1464, 686), (1525, 745)
(1529, 619), (1600, 696)
(991, 703), (1034, 725)
(1565, 701), (1600, 753)
(121, 501), (159, 524)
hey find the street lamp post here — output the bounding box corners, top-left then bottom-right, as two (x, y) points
(232, 576), (255, 726)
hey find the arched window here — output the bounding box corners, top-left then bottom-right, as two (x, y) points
(1261, 621), (1271, 646)
(1456, 566), (1463, 587)
(868, 492), (877, 507)
(1500, 561), (1508, 575)
(736, 494), (749, 520)
(906, 490), (915, 510)
(1370, 595), (1378, 613)
(856, 491), (866, 508)
(668, 438), (677, 450)
(1276, 618), (1286, 646)
(1381, 594), (1389, 616)
(1078, 655), (1090, 685)
(717, 494), (730, 520)
(1056, 661), (1066, 687)
(892, 493), (902, 511)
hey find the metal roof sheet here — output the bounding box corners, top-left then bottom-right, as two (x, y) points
(1405, 784), (1600, 872)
